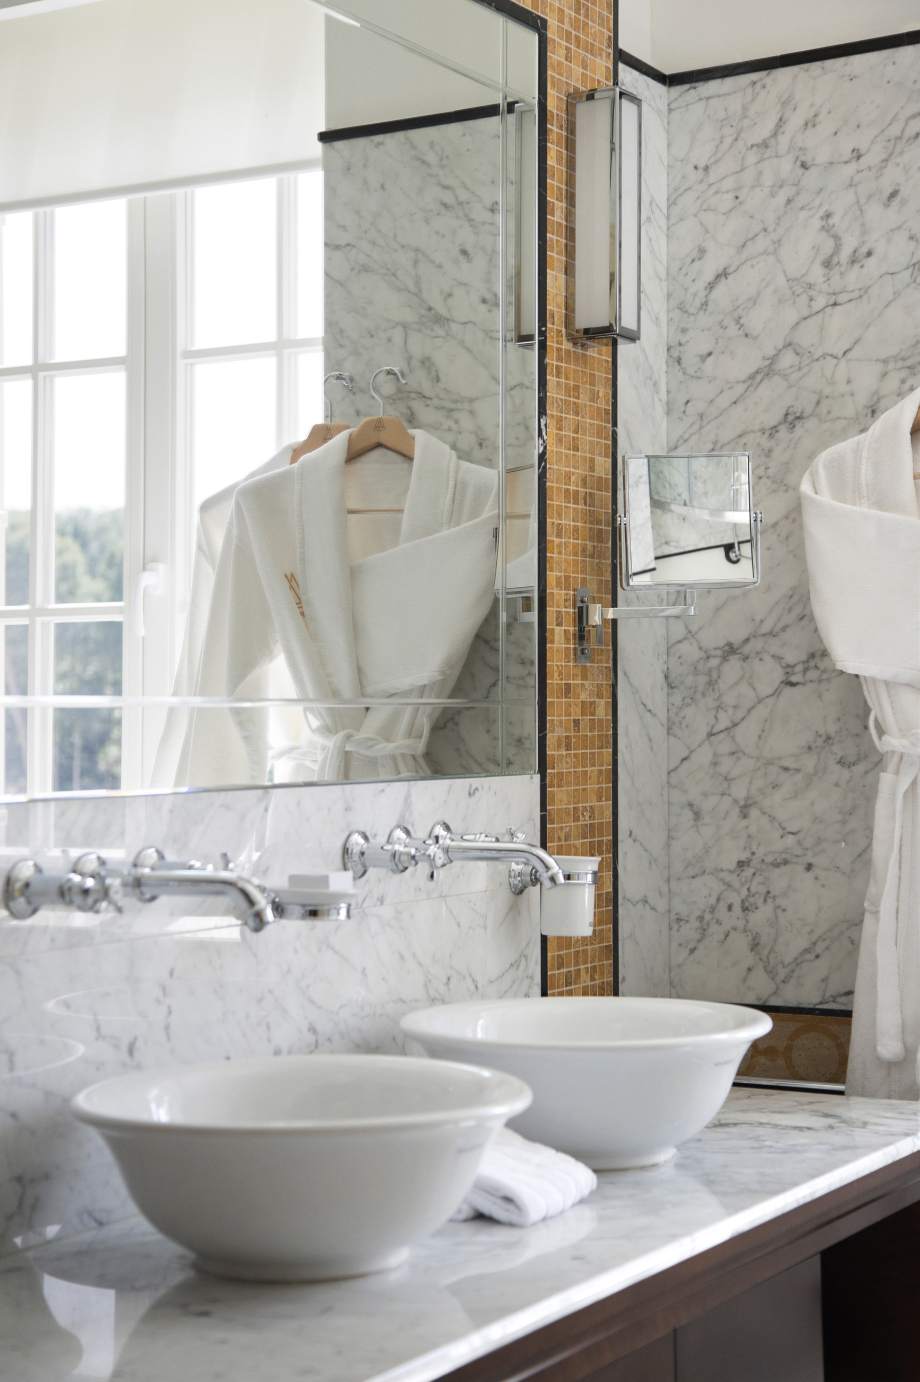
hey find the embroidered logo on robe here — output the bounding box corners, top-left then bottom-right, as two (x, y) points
(284, 572), (306, 623)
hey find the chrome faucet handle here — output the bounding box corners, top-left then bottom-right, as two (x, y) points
(425, 822), (455, 879)
(133, 845), (165, 871)
(343, 825), (418, 879)
(385, 826), (418, 873)
(103, 874), (125, 914)
(4, 859), (42, 919)
(509, 862), (540, 895)
(505, 828), (527, 844)
(131, 846), (164, 904)
(61, 852), (110, 913)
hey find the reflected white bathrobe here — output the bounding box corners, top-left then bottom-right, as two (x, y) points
(172, 428), (498, 786)
(152, 445), (297, 788)
(801, 387), (920, 1098)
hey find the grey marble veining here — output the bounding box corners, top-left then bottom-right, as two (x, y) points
(615, 66), (670, 998)
(2, 1089), (918, 1382)
(0, 774), (540, 1255)
(323, 115), (536, 780)
(663, 48), (920, 1009)
(324, 118), (502, 468)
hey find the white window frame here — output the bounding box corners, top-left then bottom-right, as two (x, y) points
(0, 162), (324, 796)
(0, 198), (143, 796)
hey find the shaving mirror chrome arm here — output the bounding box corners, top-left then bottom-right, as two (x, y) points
(3, 848), (352, 932)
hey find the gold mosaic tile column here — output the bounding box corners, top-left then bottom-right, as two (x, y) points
(520, 0), (615, 995)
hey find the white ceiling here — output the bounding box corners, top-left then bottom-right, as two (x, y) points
(620, 0), (920, 73)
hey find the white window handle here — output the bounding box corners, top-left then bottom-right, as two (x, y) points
(133, 563), (166, 638)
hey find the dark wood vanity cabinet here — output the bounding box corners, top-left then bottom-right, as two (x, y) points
(447, 1153), (920, 1382)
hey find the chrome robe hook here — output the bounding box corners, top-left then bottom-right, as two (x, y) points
(323, 371), (355, 424)
(369, 366), (408, 415)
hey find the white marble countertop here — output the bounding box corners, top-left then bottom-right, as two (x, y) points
(3, 1089), (919, 1382)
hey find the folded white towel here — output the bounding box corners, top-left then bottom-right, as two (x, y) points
(452, 1128), (597, 1227)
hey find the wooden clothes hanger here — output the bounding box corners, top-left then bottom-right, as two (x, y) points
(291, 421), (348, 463)
(290, 371), (355, 463)
(346, 366), (415, 463)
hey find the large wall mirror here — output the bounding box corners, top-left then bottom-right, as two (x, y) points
(0, 0), (542, 798)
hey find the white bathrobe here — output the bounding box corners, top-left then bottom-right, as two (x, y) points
(172, 428), (498, 786)
(801, 387), (920, 1098)
(151, 445), (298, 788)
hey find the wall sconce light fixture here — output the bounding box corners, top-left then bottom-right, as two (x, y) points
(513, 102), (538, 345)
(566, 85), (642, 341)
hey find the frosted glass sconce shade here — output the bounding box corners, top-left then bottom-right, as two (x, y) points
(566, 85), (642, 341)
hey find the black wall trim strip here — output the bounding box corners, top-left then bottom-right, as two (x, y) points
(756, 1003), (854, 1019)
(670, 27), (920, 85)
(618, 48), (668, 85)
(620, 27), (920, 88)
(474, 0), (547, 33)
(320, 103), (505, 144)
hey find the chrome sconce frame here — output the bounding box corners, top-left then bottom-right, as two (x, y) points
(513, 101), (539, 345)
(566, 85), (642, 342)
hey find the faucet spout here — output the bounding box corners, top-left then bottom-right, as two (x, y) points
(126, 864), (278, 933)
(435, 833), (566, 887)
(342, 823), (592, 898)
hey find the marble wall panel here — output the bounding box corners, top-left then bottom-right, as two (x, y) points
(666, 48), (920, 1007)
(0, 773), (540, 1254)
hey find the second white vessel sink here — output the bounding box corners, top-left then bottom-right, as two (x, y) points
(402, 997), (771, 1169)
(73, 1053), (531, 1281)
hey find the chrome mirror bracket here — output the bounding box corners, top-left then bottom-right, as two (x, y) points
(576, 586), (696, 663)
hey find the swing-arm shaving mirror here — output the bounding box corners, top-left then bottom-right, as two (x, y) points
(620, 452), (762, 591)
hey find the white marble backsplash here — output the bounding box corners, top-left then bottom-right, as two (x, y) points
(616, 66), (670, 998)
(0, 774), (540, 1255)
(664, 47), (920, 1009)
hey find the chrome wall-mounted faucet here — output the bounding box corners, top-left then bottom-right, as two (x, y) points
(343, 822), (592, 896)
(3, 848), (352, 932)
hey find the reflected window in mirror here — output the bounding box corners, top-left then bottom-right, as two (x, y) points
(0, 167), (325, 796)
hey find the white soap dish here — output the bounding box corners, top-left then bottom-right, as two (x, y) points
(274, 871), (355, 920)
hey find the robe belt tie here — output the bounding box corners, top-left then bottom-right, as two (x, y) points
(868, 713), (920, 1068)
(312, 726), (431, 781)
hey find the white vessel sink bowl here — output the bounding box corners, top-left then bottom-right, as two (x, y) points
(402, 997), (771, 1170)
(72, 1053), (530, 1282)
